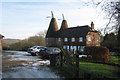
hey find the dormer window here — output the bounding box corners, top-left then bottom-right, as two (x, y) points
(58, 38), (61, 42)
(88, 36), (91, 41)
(64, 38), (68, 42)
(72, 38), (75, 42)
(79, 37), (83, 42)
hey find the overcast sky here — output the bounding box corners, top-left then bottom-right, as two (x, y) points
(1, 0), (107, 39)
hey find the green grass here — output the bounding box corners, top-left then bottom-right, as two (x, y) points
(79, 61), (120, 78)
(51, 61), (120, 78)
(110, 55), (120, 64)
(51, 55), (120, 79)
(78, 55), (120, 78)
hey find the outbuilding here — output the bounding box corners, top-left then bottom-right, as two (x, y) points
(0, 34), (4, 52)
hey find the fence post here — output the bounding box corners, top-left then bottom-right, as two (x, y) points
(76, 53), (79, 78)
(60, 52), (63, 67)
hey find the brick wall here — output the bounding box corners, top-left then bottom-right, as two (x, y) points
(62, 37), (86, 46)
(46, 38), (61, 47)
(0, 39), (2, 52)
(86, 32), (100, 46)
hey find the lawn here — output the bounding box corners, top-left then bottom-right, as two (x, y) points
(51, 55), (120, 79)
(78, 55), (120, 78)
(79, 61), (119, 78)
(110, 55), (120, 64)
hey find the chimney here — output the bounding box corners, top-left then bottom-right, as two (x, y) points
(91, 21), (94, 30)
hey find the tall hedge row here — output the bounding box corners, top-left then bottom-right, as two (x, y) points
(9, 35), (45, 51)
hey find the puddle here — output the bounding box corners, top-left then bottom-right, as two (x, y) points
(9, 56), (42, 61)
(2, 51), (60, 78)
(32, 60), (50, 66)
(6, 51), (42, 62)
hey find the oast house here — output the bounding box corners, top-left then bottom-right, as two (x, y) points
(46, 12), (100, 51)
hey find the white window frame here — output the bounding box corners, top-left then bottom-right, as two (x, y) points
(88, 36), (91, 41)
(96, 44), (99, 46)
(70, 46), (73, 50)
(63, 45), (66, 49)
(64, 38), (68, 42)
(58, 38), (61, 42)
(79, 37), (83, 42)
(72, 37), (75, 42)
(67, 45), (69, 50)
(81, 46), (85, 52)
(78, 46), (85, 52)
(74, 46), (77, 51)
(96, 36), (99, 41)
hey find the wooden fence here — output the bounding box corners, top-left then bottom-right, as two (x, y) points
(59, 48), (79, 78)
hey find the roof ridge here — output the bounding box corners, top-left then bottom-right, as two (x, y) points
(66, 25), (89, 29)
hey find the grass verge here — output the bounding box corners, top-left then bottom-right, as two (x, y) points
(50, 55), (120, 79)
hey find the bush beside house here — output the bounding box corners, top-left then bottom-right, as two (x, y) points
(84, 46), (109, 63)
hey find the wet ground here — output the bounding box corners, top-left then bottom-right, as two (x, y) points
(2, 51), (61, 78)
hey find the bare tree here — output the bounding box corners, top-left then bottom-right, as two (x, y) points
(37, 30), (47, 38)
(91, 0), (120, 34)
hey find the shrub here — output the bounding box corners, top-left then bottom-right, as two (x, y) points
(84, 46), (109, 63)
(9, 33), (45, 51)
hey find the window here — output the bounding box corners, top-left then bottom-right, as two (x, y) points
(64, 38), (68, 42)
(58, 38), (61, 42)
(74, 46), (77, 51)
(81, 46), (85, 52)
(71, 46), (77, 51)
(96, 36), (99, 41)
(78, 46), (85, 52)
(72, 38), (75, 42)
(63, 46), (66, 49)
(67, 46), (69, 50)
(88, 36), (91, 41)
(70, 46), (73, 50)
(63, 45), (69, 50)
(46, 38), (48, 44)
(54, 48), (57, 52)
(79, 37), (83, 42)
(96, 44), (99, 46)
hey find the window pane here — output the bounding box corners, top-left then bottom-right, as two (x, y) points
(96, 44), (99, 46)
(79, 37), (83, 42)
(63, 46), (66, 49)
(72, 38), (75, 42)
(64, 38), (68, 42)
(96, 36), (99, 41)
(74, 46), (77, 51)
(81, 46), (85, 51)
(67, 46), (69, 50)
(88, 36), (91, 41)
(71, 46), (73, 50)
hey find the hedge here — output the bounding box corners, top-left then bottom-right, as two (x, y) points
(84, 46), (109, 63)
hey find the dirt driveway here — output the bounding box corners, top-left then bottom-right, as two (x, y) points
(2, 51), (61, 78)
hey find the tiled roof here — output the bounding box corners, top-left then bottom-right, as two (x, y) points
(60, 20), (68, 29)
(46, 18), (59, 38)
(57, 25), (93, 38)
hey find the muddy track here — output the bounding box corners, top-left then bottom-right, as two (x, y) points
(2, 51), (61, 78)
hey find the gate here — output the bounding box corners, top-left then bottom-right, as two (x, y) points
(59, 48), (79, 78)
